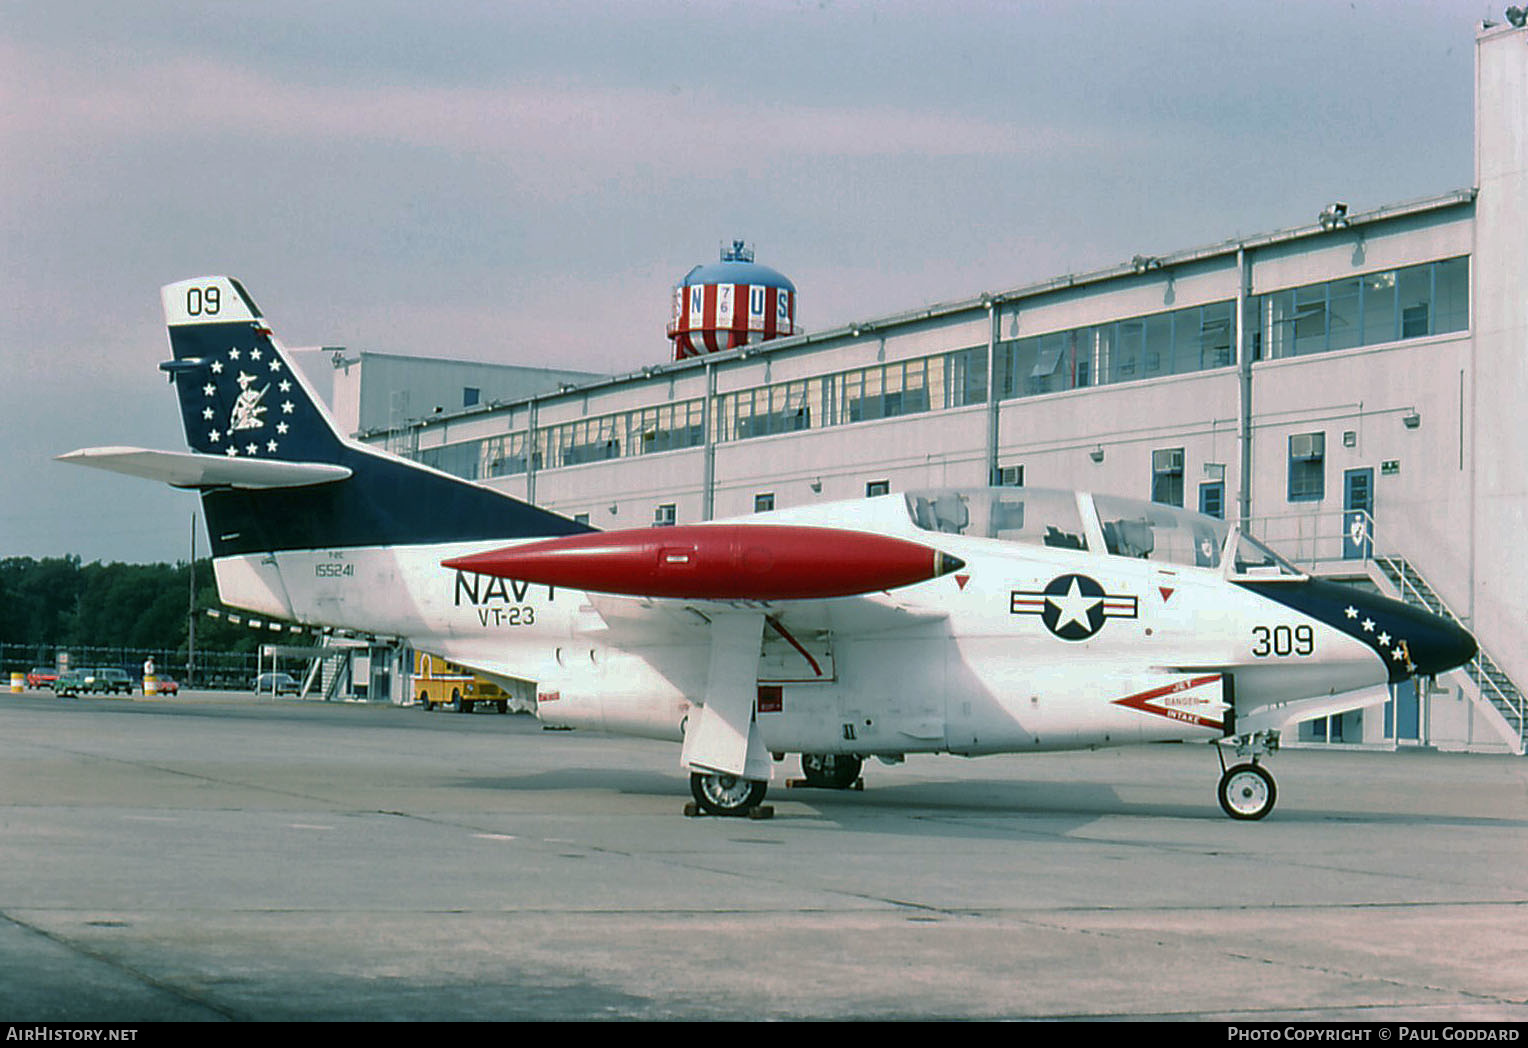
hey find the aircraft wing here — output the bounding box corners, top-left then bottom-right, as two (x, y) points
(585, 590), (949, 642)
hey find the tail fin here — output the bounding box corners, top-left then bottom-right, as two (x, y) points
(162, 277), (346, 466)
(91, 277), (591, 558)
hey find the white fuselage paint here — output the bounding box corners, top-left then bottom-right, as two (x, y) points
(213, 505), (1389, 763)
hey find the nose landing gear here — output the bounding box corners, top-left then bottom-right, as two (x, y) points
(1216, 731), (1279, 821)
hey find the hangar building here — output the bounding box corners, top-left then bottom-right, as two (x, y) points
(342, 20), (1528, 755)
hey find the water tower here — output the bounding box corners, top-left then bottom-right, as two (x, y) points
(667, 240), (798, 360)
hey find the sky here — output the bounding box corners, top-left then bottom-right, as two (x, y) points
(0, 0), (1488, 565)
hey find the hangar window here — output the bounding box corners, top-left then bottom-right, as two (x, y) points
(557, 417), (622, 467)
(481, 433), (529, 478)
(1258, 256), (1468, 359)
(714, 346), (984, 446)
(417, 432), (533, 480)
(1151, 448), (1185, 507)
(729, 381), (811, 440)
(943, 347), (988, 408)
(630, 401), (705, 454)
(1001, 329), (1091, 397)
(1142, 314), (1172, 377)
(998, 300), (1238, 400)
(527, 398), (706, 472)
(1287, 432), (1325, 502)
(419, 441), (481, 480)
(1181, 301), (1235, 371)
(842, 360), (931, 423)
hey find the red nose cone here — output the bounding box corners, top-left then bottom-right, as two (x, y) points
(442, 524), (962, 600)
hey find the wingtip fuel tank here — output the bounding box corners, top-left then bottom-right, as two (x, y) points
(441, 524), (964, 600)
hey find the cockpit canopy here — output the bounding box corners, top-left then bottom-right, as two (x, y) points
(903, 488), (1303, 577)
(1092, 493), (1225, 569)
(905, 488), (1089, 551)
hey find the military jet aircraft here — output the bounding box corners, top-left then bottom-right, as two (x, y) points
(61, 276), (1478, 820)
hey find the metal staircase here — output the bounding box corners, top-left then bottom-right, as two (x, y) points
(294, 641), (358, 701)
(1371, 553), (1526, 754)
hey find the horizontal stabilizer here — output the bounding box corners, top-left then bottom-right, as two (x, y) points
(57, 446), (352, 490)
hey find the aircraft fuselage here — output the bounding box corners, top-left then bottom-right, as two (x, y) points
(213, 507), (1405, 761)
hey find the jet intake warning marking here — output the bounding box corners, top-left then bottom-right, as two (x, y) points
(1110, 675), (1226, 731)
(1010, 573), (1138, 641)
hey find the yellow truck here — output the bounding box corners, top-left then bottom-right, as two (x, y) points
(412, 652), (513, 714)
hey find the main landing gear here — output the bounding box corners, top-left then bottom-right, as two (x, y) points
(797, 753), (864, 791)
(1215, 731), (1279, 821)
(687, 771), (771, 818)
(684, 753), (866, 817)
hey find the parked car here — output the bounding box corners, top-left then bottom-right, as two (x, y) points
(25, 666), (58, 689)
(146, 677), (179, 695)
(53, 670), (85, 697)
(65, 672), (131, 696)
(81, 668), (134, 695)
(252, 672), (300, 696)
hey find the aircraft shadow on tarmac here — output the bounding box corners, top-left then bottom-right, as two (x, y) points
(446, 765), (1528, 833)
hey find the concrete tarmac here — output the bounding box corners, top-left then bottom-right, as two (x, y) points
(1, 688), (1525, 1021)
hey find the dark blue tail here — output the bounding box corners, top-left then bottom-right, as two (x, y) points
(160, 276), (592, 557)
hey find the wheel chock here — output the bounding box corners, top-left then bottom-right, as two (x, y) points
(682, 802), (775, 819)
(784, 778), (865, 791)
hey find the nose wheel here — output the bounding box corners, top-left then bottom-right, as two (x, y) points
(1217, 762), (1276, 820)
(1215, 732), (1279, 820)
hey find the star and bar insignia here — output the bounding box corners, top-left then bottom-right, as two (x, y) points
(1011, 573), (1138, 641)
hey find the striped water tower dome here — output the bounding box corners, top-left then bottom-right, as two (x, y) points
(667, 240), (798, 360)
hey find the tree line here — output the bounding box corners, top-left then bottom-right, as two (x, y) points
(0, 556), (261, 654)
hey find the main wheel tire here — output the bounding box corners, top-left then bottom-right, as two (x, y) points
(800, 753), (863, 789)
(1218, 762), (1277, 821)
(689, 772), (767, 817)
